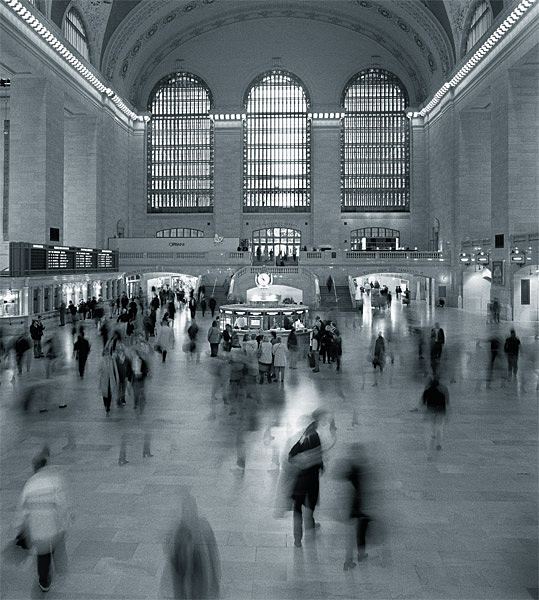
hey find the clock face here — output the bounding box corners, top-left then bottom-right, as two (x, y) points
(256, 273), (271, 287)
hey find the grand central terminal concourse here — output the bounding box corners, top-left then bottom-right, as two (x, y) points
(0, 0), (538, 598)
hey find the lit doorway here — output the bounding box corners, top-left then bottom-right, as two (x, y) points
(252, 227), (301, 261)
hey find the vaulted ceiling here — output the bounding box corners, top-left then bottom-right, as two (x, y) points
(47, 0), (504, 109)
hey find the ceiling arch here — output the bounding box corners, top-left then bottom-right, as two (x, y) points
(99, 0), (455, 107)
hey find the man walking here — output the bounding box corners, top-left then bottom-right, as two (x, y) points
(288, 417), (324, 547)
(421, 377), (449, 452)
(30, 316), (45, 358)
(15, 447), (69, 593)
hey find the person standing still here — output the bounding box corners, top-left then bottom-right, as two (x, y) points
(58, 301), (66, 327)
(30, 316), (45, 358)
(504, 329), (521, 383)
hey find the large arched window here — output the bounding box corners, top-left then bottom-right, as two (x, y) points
(350, 227), (400, 251)
(147, 73), (213, 213)
(244, 70), (311, 212)
(465, 1), (493, 54)
(341, 69), (409, 212)
(156, 228), (204, 238)
(63, 8), (90, 61)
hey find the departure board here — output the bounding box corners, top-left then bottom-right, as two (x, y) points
(75, 250), (95, 269)
(47, 249), (74, 270)
(97, 252), (113, 269)
(9, 243), (118, 276)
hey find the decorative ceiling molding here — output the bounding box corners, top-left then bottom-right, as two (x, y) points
(125, 8), (431, 107)
(350, 0), (454, 74)
(101, 0), (451, 104)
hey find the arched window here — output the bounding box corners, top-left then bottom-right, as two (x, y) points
(341, 69), (409, 212)
(244, 70), (311, 212)
(252, 227), (301, 258)
(63, 8), (90, 61)
(156, 228), (204, 238)
(147, 73), (213, 213)
(350, 228), (400, 251)
(465, 1), (493, 54)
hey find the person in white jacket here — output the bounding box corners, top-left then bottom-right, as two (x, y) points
(15, 447), (69, 592)
(156, 318), (175, 363)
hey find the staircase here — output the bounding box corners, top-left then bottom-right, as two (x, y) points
(319, 285), (356, 312)
(208, 285), (229, 311)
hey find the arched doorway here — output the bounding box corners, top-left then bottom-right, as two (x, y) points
(252, 227), (301, 260)
(462, 268), (491, 315)
(350, 228), (400, 251)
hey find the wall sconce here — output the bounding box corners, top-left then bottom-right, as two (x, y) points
(511, 248), (526, 264)
(459, 252), (471, 265)
(476, 251), (489, 265)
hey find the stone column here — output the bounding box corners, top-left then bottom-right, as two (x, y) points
(213, 120), (242, 238)
(64, 114), (97, 247)
(9, 76), (64, 243)
(490, 72), (511, 318)
(311, 118), (341, 249)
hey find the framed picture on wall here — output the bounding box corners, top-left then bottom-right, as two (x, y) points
(492, 261), (504, 286)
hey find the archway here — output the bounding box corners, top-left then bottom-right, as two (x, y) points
(462, 268), (491, 315)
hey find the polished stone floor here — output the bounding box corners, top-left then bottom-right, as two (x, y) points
(1, 300), (538, 600)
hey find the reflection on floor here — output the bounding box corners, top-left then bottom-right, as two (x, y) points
(1, 301), (538, 599)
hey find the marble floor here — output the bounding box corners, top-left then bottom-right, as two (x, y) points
(1, 301), (538, 600)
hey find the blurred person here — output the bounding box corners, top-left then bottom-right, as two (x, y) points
(371, 332), (386, 386)
(29, 315), (45, 358)
(310, 326), (321, 373)
(207, 321), (221, 357)
(100, 341), (121, 415)
(44, 334), (61, 381)
(287, 329), (299, 369)
(73, 328), (91, 378)
(157, 318), (175, 364)
(68, 301), (77, 324)
(209, 296), (217, 318)
(430, 322), (445, 362)
(58, 300), (66, 327)
(421, 376), (449, 453)
(187, 319), (201, 363)
(200, 296), (207, 317)
(504, 329), (521, 383)
(257, 335), (273, 383)
(188, 296), (197, 320)
(486, 334), (502, 388)
(333, 443), (371, 570)
(332, 330), (343, 372)
(162, 492), (221, 599)
(14, 447), (69, 593)
(288, 414), (325, 547)
(272, 336), (287, 382)
(221, 323), (233, 352)
(14, 332), (31, 375)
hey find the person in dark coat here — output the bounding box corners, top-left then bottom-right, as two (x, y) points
(200, 297), (207, 317)
(334, 443), (371, 571)
(504, 329), (521, 382)
(58, 301), (66, 327)
(189, 297), (197, 320)
(288, 419), (323, 547)
(209, 297), (217, 318)
(73, 329), (91, 378)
